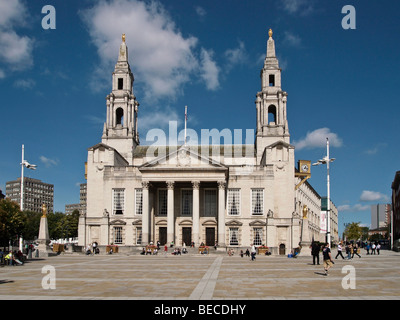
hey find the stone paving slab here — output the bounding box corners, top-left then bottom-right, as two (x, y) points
(1, 250), (400, 300)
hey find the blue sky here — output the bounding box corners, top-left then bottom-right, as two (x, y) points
(0, 0), (399, 235)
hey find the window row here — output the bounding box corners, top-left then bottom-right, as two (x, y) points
(227, 188), (265, 216)
(112, 226), (264, 247)
(229, 227), (264, 246)
(112, 188), (266, 216)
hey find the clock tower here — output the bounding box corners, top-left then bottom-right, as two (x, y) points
(255, 29), (290, 162)
(102, 34), (140, 164)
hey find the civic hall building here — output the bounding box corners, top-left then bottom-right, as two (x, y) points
(78, 30), (338, 255)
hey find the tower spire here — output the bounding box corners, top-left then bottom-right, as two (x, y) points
(255, 29), (290, 161)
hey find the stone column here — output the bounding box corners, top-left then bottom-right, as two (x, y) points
(218, 181), (226, 247)
(167, 181), (175, 245)
(192, 181), (200, 247)
(142, 181), (150, 245)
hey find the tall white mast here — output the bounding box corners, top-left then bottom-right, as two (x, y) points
(184, 106), (187, 146)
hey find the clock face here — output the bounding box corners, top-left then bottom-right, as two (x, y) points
(301, 164), (309, 172)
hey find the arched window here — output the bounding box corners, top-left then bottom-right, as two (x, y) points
(267, 105), (277, 124)
(116, 108), (124, 126)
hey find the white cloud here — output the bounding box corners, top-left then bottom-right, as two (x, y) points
(199, 48), (220, 91)
(40, 156), (59, 167)
(338, 203), (370, 212)
(293, 128), (343, 150)
(365, 143), (387, 155)
(281, 0), (315, 16)
(81, 0), (220, 101)
(283, 31), (302, 47)
(0, 0), (27, 26)
(195, 6), (206, 18)
(13, 78), (35, 89)
(140, 105), (180, 135)
(360, 190), (389, 202)
(0, 0), (34, 72)
(224, 40), (247, 70)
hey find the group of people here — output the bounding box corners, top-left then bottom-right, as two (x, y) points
(141, 244), (189, 256)
(0, 249), (25, 266)
(365, 242), (381, 255)
(311, 240), (385, 276)
(85, 242), (100, 255)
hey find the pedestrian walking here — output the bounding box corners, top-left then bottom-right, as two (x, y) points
(335, 242), (345, 259)
(345, 243), (351, 259)
(322, 243), (333, 276)
(376, 243), (381, 255)
(311, 241), (320, 265)
(366, 243), (371, 255)
(371, 243), (376, 255)
(352, 245), (361, 258)
(250, 244), (256, 261)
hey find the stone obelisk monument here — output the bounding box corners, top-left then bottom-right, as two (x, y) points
(37, 204), (55, 257)
(299, 205), (312, 256)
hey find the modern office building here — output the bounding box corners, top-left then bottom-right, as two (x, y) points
(371, 203), (391, 230)
(6, 177), (54, 213)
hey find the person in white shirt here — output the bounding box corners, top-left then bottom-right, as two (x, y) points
(335, 242), (345, 259)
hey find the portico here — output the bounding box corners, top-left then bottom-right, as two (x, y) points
(139, 147), (227, 247)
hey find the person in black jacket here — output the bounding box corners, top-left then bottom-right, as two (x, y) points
(311, 241), (321, 265)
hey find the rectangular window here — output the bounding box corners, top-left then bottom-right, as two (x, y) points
(253, 228), (263, 246)
(135, 189), (143, 215)
(251, 189), (264, 215)
(269, 74), (275, 86)
(181, 189), (193, 216)
(118, 78), (123, 90)
(227, 189), (240, 216)
(113, 188), (125, 215)
(158, 189), (167, 215)
(204, 189), (217, 217)
(114, 227), (123, 244)
(229, 227), (239, 246)
(136, 227), (142, 245)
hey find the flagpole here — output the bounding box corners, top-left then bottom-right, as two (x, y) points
(184, 106), (187, 146)
(20, 144), (24, 211)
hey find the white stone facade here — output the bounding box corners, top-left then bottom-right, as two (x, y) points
(78, 32), (329, 255)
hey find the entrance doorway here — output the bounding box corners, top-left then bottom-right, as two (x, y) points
(159, 227), (167, 245)
(279, 243), (286, 255)
(206, 227), (215, 246)
(182, 227), (191, 246)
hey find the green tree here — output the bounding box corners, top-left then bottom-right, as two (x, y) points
(64, 210), (80, 238)
(21, 210), (42, 241)
(0, 199), (26, 246)
(344, 222), (363, 241)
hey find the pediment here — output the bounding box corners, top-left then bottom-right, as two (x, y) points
(202, 219), (217, 226)
(110, 219), (126, 225)
(139, 145), (227, 171)
(155, 219), (167, 226)
(179, 219), (193, 226)
(249, 219), (267, 226)
(225, 219), (243, 226)
(266, 140), (294, 150)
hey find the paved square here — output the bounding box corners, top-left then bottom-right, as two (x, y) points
(1, 249), (400, 300)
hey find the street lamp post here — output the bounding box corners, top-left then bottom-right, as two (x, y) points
(20, 144), (37, 209)
(19, 144), (37, 251)
(312, 138), (335, 247)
